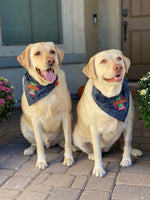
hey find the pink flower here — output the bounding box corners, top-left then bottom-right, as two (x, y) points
(5, 87), (11, 93)
(0, 98), (5, 105)
(7, 95), (12, 100)
(0, 81), (2, 85)
(2, 81), (7, 85)
(0, 86), (6, 91)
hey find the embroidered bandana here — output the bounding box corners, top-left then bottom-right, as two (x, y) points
(24, 71), (58, 106)
(92, 79), (130, 122)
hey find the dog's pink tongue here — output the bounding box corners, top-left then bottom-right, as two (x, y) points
(42, 70), (56, 82)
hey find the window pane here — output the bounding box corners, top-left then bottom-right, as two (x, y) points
(0, 0), (61, 45)
(0, 0), (31, 44)
(31, 0), (60, 43)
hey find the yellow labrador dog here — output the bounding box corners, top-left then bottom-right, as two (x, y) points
(17, 42), (74, 169)
(73, 49), (142, 177)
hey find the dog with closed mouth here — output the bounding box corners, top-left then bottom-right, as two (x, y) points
(73, 49), (142, 177)
(17, 42), (74, 169)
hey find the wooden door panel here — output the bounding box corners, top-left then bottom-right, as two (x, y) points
(130, 31), (150, 64)
(141, 31), (150, 63)
(130, 18), (150, 29)
(130, 31), (141, 64)
(122, 0), (150, 80)
(131, 0), (150, 16)
(131, 0), (141, 16)
(142, 0), (150, 15)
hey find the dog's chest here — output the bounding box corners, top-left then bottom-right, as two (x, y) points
(88, 89), (128, 136)
(96, 116), (127, 146)
(25, 89), (68, 133)
(39, 93), (65, 127)
(41, 110), (62, 133)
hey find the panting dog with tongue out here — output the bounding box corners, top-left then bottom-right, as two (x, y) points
(17, 42), (74, 169)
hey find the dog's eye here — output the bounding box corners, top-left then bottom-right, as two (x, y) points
(117, 57), (122, 61)
(50, 50), (55, 54)
(35, 51), (41, 56)
(100, 59), (106, 64)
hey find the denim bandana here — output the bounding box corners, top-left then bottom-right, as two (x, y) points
(92, 79), (130, 122)
(24, 71), (58, 106)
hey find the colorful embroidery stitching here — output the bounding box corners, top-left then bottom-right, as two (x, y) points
(113, 96), (127, 111)
(27, 82), (39, 98)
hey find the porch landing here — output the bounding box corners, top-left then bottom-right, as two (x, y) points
(0, 97), (150, 200)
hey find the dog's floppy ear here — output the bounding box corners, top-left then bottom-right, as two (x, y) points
(55, 46), (64, 65)
(83, 56), (97, 80)
(121, 52), (131, 73)
(17, 44), (31, 69)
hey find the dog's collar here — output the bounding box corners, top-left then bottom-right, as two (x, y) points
(24, 71), (58, 106)
(92, 79), (130, 122)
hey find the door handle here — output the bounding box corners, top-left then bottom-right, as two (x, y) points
(123, 21), (128, 41)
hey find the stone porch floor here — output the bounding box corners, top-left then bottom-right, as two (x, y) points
(0, 98), (150, 200)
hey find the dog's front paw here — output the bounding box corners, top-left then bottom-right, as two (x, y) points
(63, 157), (74, 167)
(92, 167), (106, 177)
(131, 148), (143, 157)
(36, 159), (48, 170)
(24, 145), (36, 156)
(120, 158), (132, 168)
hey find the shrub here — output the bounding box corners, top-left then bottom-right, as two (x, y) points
(137, 72), (150, 127)
(0, 77), (16, 123)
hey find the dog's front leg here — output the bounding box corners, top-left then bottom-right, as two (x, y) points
(90, 126), (106, 177)
(120, 125), (132, 167)
(62, 113), (74, 167)
(31, 118), (48, 169)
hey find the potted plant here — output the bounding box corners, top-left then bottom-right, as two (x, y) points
(137, 72), (150, 127)
(0, 77), (16, 123)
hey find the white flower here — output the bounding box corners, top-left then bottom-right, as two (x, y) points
(140, 77), (148, 81)
(140, 89), (147, 95)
